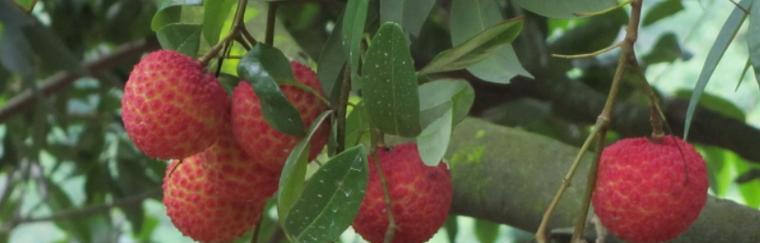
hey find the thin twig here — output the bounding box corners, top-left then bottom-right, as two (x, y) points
(198, 0), (249, 66)
(369, 129), (395, 243)
(571, 0), (644, 241)
(265, 1), (279, 45)
(552, 43), (621, 59)
(536, 0), (645, 242)
(4, 189), (160, 230)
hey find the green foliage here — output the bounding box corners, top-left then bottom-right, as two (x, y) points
(513, 0), (619, 18)
(474, 219), (500, 243)
(156, 23), (202, 56)
(282, 145), (368, 243)
(202, 0), (235, 45)
(448, 0), (531, 83)
(686, 0), (751, 139)
(238, 44), (306, 136)
(341, 0), (369, 83)
(380, 0), (437, 37)
(360, 23), (421, 137)
(642, 0), (684, 26)
(417, 79), (475, 165)
(277, 111), (333, 223)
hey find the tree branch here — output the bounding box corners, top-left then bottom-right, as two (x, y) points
(0, 38), (160, 123)
(2, 189), (160, 232)
(446, 118), (760, 242)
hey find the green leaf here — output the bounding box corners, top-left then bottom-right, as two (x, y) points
(642, 0), (684, 26)
(642, 32), (683, 65)
(156, 23), (202, 57)
(474, 219), (500, 243)
(685, 0), (751, 139)
(747, 0), (760, 92)
(345, 101), (370, 147)
(444, 216), (459, 243)
(238, 44), (306, 136)
(360, 22), (421, 137)
(449, 0), (532, 83)
(418, 79), (475, 127)
(341, 0), (369, 82)
(13, 0), (36, 11)
(317, 20), (346, 101)
(278, 110), (333, 223)
(417, 106), (452, 166)
(283, 145), (368, 243)
(151, 0), (203, 31)
(380, 0), (437, 37)
(513, 0), (619, 18)
(202, 0), (235, 45)
(419, 16), (524, 77)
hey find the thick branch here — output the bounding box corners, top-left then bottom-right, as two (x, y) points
(0, 38), (160, 123)
(446, 118), (760, 242)
(470, 75), (760, 164)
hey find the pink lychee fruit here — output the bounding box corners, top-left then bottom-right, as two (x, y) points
(231, 61), (328, 173)
(592, 135), (708, 242)
(352, 143), (452, 243)
(121, 50), (228, 159)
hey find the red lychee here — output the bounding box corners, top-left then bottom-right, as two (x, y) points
(231, 61), (328, 173)
(163, 158), (265, 243)
(592, 135), (708, 242)
(121, 50), (228, 159)
(352, 143), (452, 243)
(197, 124), (279, 202)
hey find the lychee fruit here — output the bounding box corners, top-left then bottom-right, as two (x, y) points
(592, 135), (708, 242)
(352, 143), (452, 243)
(163, 158), (265, 242)
(198, 125), (279, 202)
(121, 50), (228, 159)
(231, 61), (328, 173)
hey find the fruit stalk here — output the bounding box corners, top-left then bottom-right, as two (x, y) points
(198, 0), (250, 66)
(570, 0), (644, 241)
(534, 0), (645, 242)
(265, 1), (279, 45)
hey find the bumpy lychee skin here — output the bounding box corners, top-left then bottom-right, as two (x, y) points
(352, 143), (452, 243)
(163, 159), (265, 243)
(197, 125), (279, 202)
(231, 61), (328, 173)
(592, 135), (708, 243)
(121, 50), (228, 159)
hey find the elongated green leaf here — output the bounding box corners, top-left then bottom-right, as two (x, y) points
(685, 0), (751, 139)
(418, 79), (475, 127)
(381, 0), (437, 37)
(747, 0), (760, 93)
(361, 23), (421, 137)
(513, 0), (619, 18)
(202, 0), (235, 45)
(445, 216), (459, 243)
(317, 20), (346, 101)
(238, 44), (305, 136)
(449, 0), (531, 83)
(417, 106), (452, 166)
(151, 0), (203, 31)
(156, 23), (202, 57)
(283, 145), (368, 243)
(342, 0), (369, 82)
(278, 111), (333, 223)
(345, 101), (369, 147)
(419, 17), (524, 76)
(642, 0), (684, 26)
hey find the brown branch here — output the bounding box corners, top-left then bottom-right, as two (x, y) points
(0, 38), (160, 123)
(2, 189), (160, 231)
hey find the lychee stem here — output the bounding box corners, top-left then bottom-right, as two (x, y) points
(265, 1), (279, 45)
(535, 0), (646, 242)
(369, 128), (395, 243)
(198, 0), (250, 66)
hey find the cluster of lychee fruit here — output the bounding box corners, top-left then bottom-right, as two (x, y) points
(121, 50), (452, 242)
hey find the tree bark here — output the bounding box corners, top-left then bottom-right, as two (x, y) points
(446, 118), (760, 242)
